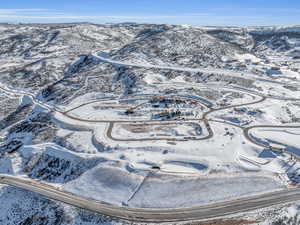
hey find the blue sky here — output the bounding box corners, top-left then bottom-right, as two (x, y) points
(1, 0), (300, 26)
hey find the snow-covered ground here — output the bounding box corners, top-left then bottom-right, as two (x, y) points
(128, 174), (283, 208)
(1, 23), (300, 224)
(111, 121), (209, 140)
(250, 127), (300, 156)
(63, 162), (284, 208)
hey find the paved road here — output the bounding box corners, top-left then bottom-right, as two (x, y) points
(106, 119), (213, 142)
(93, 53), (266, 81)
(244, 125), (300, 150)
(203, 96), (266, 119)
(94, 52), (300, 90)
(0, 174), (300, 223)
(1, 80), (299, 146)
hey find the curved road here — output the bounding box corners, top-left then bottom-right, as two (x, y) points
(244, 125), (300, 151)
(94, 53), (300, 90)
(0, 174), (300, 223)
(106, 119), (213, 142)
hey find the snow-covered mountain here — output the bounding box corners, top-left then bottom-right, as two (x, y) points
(0, 23), (300, 225)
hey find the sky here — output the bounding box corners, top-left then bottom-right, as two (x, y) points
(0, 0), (300, 26)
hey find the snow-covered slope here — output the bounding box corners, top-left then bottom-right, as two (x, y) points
(0, 23), (300, 225)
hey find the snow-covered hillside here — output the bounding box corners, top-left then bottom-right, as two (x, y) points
(0, 23), (300, 225)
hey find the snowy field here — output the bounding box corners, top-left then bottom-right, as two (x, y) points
(250, 127), (300, 156)
(63, 163), (284, 208)
(111, 121), (209, 140)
